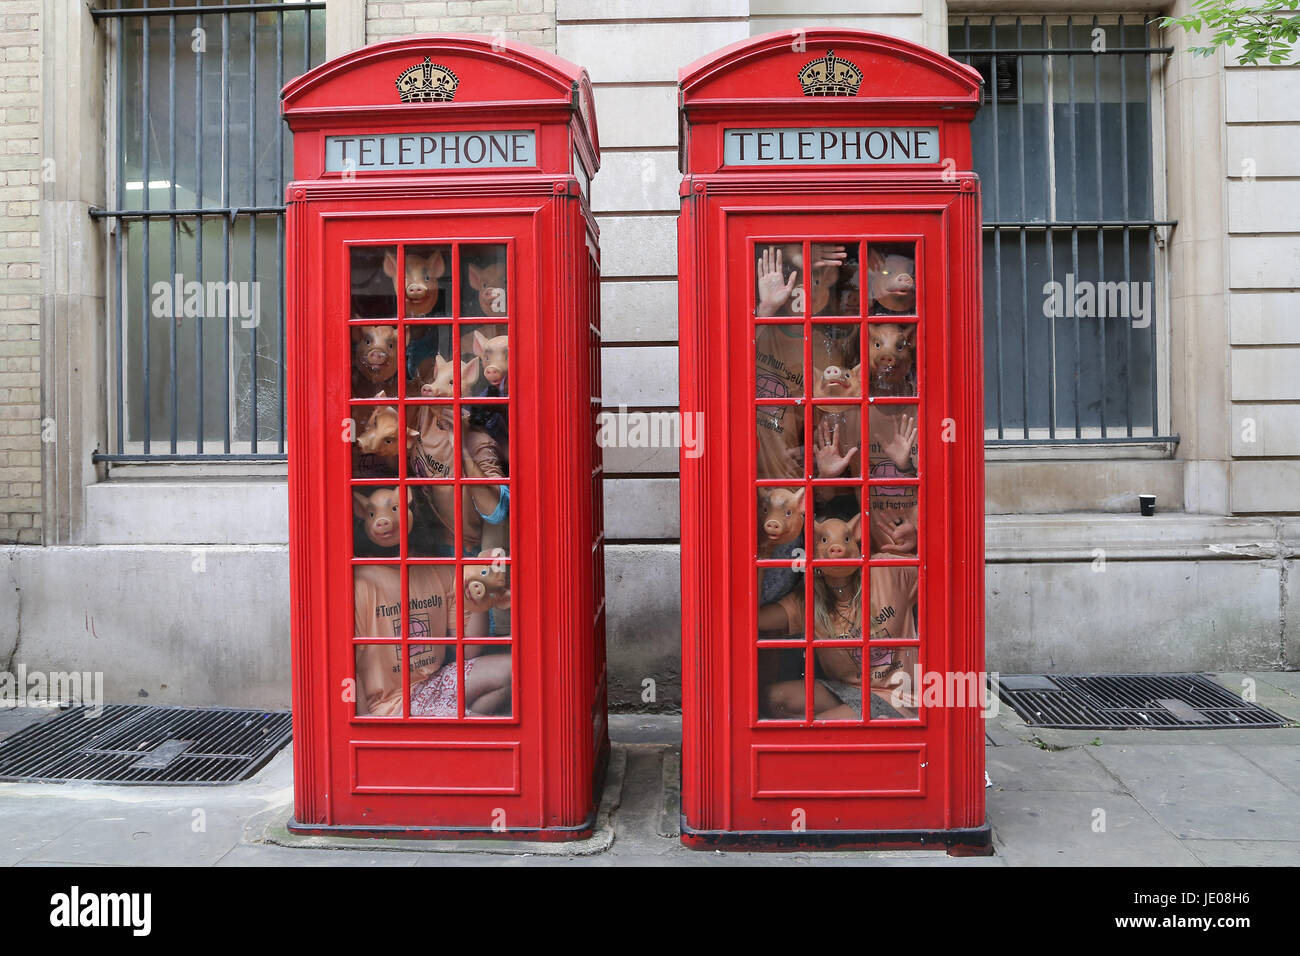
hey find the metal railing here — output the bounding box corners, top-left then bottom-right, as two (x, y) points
(90, 1), (326, 462)
(951, 15), (1178, 444)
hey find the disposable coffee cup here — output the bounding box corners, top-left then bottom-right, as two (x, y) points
(1139, 494), (1156, 516)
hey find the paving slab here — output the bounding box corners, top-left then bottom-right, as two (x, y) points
(988, 789), (1200, 866)
(0, 802), (98, 867)
(986, 742), (1124, 793)
(1223, 744), (1300, 793)
(608, 713), (681, 745)
(1248, 671), (1300, 697)
(1089, 744), (1300, 841)
(19, 804), (249, 866)
(1182, 839), (1300, 866)
(217, 844), (419, 867)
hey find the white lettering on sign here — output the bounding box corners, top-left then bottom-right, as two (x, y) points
(723, 127), (940, 166)
(325, 130), (536, 171)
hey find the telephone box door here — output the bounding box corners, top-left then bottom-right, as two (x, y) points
(727, 205), (954, 832)
(327, 210), (540, 828)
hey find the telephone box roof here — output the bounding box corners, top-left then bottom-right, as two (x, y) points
(282, 34), (599, 157)
(679, 29), (981, 109)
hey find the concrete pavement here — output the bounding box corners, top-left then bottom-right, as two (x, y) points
(0, 671), (1296, 866)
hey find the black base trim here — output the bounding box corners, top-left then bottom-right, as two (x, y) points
(680, 816), (994, 855)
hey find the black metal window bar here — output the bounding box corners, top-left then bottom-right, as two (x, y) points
(950, 16), (1179, 444)
(90, 1), (326, 462)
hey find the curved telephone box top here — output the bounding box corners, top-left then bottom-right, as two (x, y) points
(678, 30), (981, 174)
(282, 35), (599, 182)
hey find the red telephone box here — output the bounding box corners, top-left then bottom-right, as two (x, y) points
(678, 30), (990, 852)
(282, 36), (607, 838)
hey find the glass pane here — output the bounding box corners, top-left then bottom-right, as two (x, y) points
(812, 390), (861, 483)
(406, 324), (458, 397)
(407, 481), (455, 558)
(814, 645), (862, 720)
(983, 229), (1156, 434)
(351, 246), (398, 320)
(868, 566), (919, 720)
(756, 486), (805, 557)
(867, 404), (919, 478)
(465, 325), (508, 396)
(352, 485), (404, 557)
(864, 321), (917, 398)
(408, 564), (457, 640)
(391, 245), (450, 318)
(868, 645), (919, 721)
(353, 565), (402, 639)
(350, 324), (399, 398)
(461, 244), (509, 318)
(354, 644), (403, 718)
(459, 403), (510, 556)
(757, 566), (803, 637)
(352, 401), (401, 479)
(463, 550), (511, 620)
(407, 405), (457, 481)
(754, 243), (803, 319)
(866, 243), (917, 317)
(758, 648), (807, 721)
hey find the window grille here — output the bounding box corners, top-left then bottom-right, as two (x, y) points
(950, 15), (1178, 444)
(90, 1), (326, 461)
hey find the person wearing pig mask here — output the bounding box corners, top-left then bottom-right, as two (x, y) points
(757, 516), (910, 720)
(353, 394), (416, 479)
(866, 246), (917, 317)
(351, 324), (399, 399)
(472, 330), (508, 397)
(757, 487), (804, 605)
(409, 354), (480, 399)
(353, 486), (408, 556)
(459, 252), (508, 363)
(383, 249), (447, 318)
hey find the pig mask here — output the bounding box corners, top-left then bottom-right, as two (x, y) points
(757, 487), (805, 547)
(814, 514), (863, 561)
(867, 249), (916, 315)
(355, 393), (418, 467)
(352, 324), (399, 391)
(414, 354), (482, 398)
(467, 261), (507, 316)
(866, 323), (916, 396)
(353, 487), (412, 550)
(473, 331), (508, 391)
(813, 364), (862, 399)
(463, 548), (511, 612)
(383, 250), (446, 317)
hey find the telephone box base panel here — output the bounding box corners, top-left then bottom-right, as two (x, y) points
(286, 740), (610, 843)
(680, 818), (993, 856)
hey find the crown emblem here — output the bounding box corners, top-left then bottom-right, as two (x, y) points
(797, 49), (863, 97)
(395, 57), (459, 103)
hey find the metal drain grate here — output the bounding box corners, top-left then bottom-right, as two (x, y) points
(0, 705), (292, 784)
(991, 674), (1290, 730)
